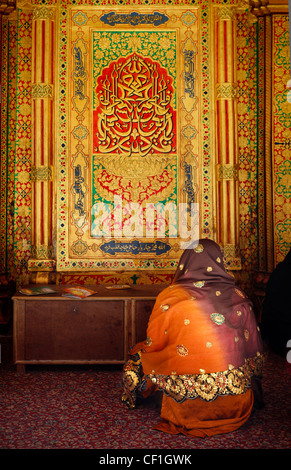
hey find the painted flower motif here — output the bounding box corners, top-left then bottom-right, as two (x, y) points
(193, 281), (205, 288)
(99, 37), (111, 50)
(211, 312), (225, 325)
(111, 33), (120, 43)
(128, 33), (142, 50)
(166, 49), (175, 59)
(193, 244), (204, 253)
(176, 344), (189, 357)
(159, 36), (171, 50)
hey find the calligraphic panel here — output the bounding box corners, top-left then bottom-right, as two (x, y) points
(57, 6), (204, 272)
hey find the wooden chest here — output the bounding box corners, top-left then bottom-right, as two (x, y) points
(13, 284), (165, 372)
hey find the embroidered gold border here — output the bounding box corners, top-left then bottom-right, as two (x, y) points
(147, 353), (265, 402)
(122, 350), (265, 407)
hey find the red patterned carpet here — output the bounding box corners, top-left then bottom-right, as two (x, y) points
(0, 337), (290, 451)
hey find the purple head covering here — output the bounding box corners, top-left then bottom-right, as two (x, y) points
(172, 238), (264, 368)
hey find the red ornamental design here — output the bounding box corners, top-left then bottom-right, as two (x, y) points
(94, 166), (175, 204)
(184, 377), (196, 391)
(93, 53), (176, 157)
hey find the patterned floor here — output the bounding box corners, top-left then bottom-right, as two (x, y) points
(0, 336), (290, 450)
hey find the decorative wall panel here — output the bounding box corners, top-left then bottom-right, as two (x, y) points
(272, 14), (290, 264)
(236, 7), (259, 286)
(1, 0), (289, 289)
(13, 8), (33, 283)
(57, 4), (205, 273)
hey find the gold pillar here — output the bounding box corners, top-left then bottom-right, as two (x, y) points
(214, 6), (241, 270)
(29, 6), (56, 279)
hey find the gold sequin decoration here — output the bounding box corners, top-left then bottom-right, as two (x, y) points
(145, 353), (266, 403)
(210, 312), (225, 325)
(235, 288), (245, 298)
(244, 329), (250, 341)
(206, 342), (212, 348)
(216, 291), (221, 296)
(207, 266), (213, 272)
(123, 370), (140, 392)
(184, 319), (190, 325)
(176, 344), (189, 357)
(146, 337), (152, 346)
(216, 257), (221, 263)
(194, 244), (204, 253)
(179, 264), (184, 270)
(190, 296), (196, 300)
(164, 329), (168, 334)
(237, 310), (242, 316)
(160, 304), (170, 312)
(193, 281), (205, 288)
(235, 336), (239, 342)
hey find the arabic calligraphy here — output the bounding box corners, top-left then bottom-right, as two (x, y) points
(100, 240), (171, 256)
(100, 11), (169, 27)
(93, 53), (176, 157)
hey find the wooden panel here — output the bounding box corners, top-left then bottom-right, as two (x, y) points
(13, 299), (26, 363)
(24, 299), (125, 361)
(134, 299), (155, 344)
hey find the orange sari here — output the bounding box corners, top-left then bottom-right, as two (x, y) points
(122, 239), (265, 437)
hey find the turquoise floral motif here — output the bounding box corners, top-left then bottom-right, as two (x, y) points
(210, 312), (225, 325)
(193, 280), (205, 288)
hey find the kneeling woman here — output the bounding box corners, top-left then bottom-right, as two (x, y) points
(122, 239), (265, 438)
